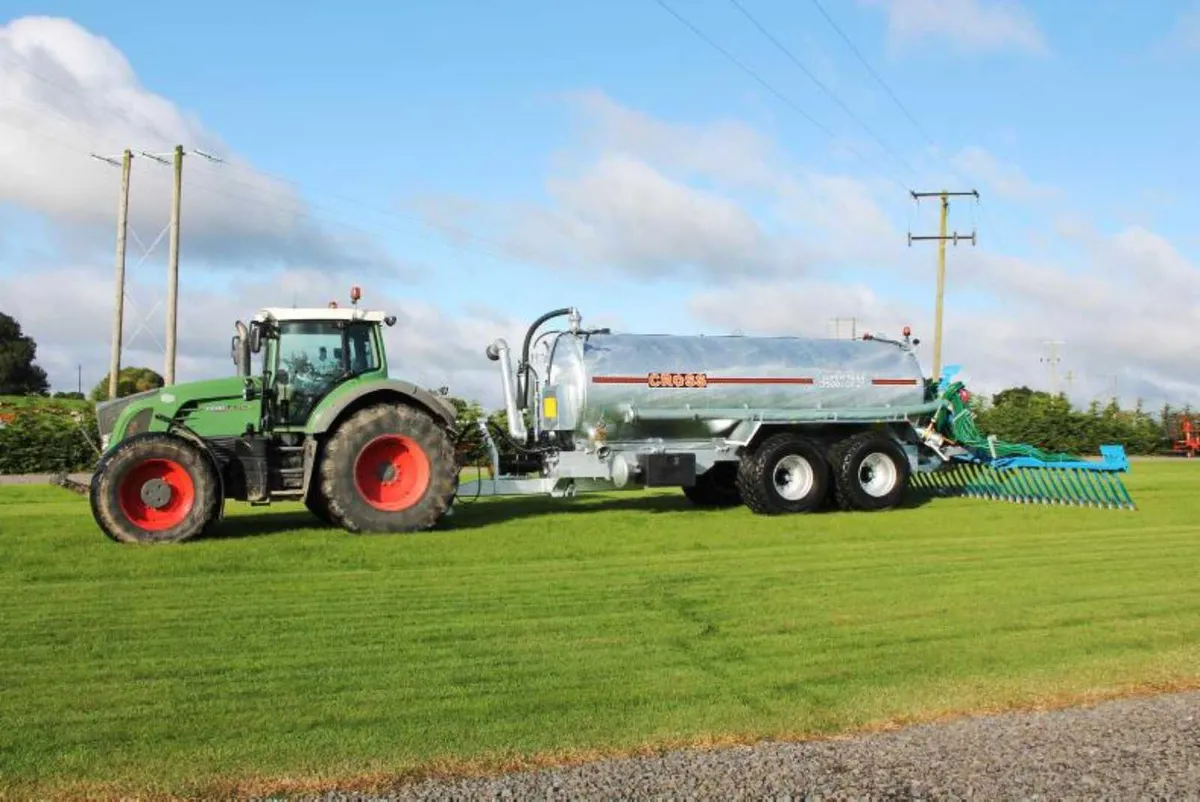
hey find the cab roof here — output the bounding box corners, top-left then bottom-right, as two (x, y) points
(253, 306), (388, 323)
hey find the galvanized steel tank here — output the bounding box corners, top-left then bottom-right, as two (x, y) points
(536, 330), (927, 440)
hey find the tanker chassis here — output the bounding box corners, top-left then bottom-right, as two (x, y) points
(456, 307), (1136, 513)
(456, 306), (949, 514)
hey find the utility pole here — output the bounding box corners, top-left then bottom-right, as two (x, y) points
(829, 317), (857, 339)
(1040, 340), (1064, 396)
(140, 145), (221, 386)
(141, 145), (183, 384)
(91, 148), (133, 400)
(165, 144), (183, 386)
(908, 189), (979, 381)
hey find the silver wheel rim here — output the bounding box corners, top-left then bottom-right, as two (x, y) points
(773, 454), (814, 501)
(859, 452), (898, 497)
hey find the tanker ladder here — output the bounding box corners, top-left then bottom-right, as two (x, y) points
(908, 366), (1136, 510)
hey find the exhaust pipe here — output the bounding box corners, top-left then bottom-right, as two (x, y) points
(233, 321), (251, 377)
(486, 338), (527, 441)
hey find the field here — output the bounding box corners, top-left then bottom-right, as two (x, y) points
(2, 461), (1199, 799)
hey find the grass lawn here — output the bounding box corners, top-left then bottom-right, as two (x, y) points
(2, 462), (1199, 799)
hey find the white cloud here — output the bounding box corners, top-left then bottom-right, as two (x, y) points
(563, 89), (778, 190)
(1159, 3), (1200, 53)
(687, 224), (1200, 410)
(0, 16), (399, 273)
(0, 265), (523, 409)
(863, 0), (1048, 56)
(504, 153), (811, 280)
(412, 91), (899, 282)
(950, 146), (1058, 201)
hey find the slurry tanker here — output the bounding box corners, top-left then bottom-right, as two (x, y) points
(87, 293), (1134, 544)
(456, 306), (1134, 514)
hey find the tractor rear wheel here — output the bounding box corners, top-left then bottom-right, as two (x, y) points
(318, 402), (457, 533)
(682, 462), (742, 507)
(737, 432), (829, 515)
(828, 431), (910, 512)
(90, 432), (221, 544)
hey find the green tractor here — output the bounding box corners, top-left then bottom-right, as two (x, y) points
(89, 289), (461, 543)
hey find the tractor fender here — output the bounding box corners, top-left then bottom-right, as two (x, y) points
(301, 381), (458, 503)
(306, 380), (457, 434)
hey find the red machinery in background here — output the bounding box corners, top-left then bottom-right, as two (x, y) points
(1172, 418), (1200, 458)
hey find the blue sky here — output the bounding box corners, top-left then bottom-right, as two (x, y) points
(3, 0), (1200, 408)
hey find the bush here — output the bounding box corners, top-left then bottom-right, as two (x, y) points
(972, 388), (1172, 456)
(0, 400), (100, 475)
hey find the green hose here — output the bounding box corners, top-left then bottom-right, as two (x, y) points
(934, 381), (1079, 463)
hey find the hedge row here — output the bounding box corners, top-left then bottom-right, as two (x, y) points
(0, 401), (101, 475)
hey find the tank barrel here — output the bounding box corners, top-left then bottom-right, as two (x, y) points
(486, 338), (527, 441)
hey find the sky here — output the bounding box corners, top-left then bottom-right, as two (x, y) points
(2, 0), (1200, 412)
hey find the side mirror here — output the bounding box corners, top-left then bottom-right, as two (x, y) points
(248, 322), (263, 354)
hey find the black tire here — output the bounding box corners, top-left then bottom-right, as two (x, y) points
(304, 490), (335, 526)
(682, 462), (743, 507)
(737, 432), (830, 515)
(829, 431), (911, 512)
(89, 432), (221, 544)
(317, 402), (457, 533)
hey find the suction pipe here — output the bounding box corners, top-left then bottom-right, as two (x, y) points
(485, 338), (527, 441)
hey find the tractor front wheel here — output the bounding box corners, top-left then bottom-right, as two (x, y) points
(318, 402), (457, 533)
(89, 432), (221, 544)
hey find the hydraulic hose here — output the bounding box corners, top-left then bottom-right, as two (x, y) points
(518, 307), (574, 414)
(935, 381), (1078, 462)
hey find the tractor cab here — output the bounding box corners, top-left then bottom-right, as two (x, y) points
(231, 286), (398, 428)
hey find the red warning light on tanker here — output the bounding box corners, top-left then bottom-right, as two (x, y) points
(903, 325), (911, 337)
(350, 285), (362, 303)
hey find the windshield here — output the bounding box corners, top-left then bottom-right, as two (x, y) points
(276, 320), (379, 423)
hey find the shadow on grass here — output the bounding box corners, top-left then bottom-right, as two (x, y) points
(204, 510), (330, 540)
(443, 487), (937, 530)
(196, 487), (941, 540)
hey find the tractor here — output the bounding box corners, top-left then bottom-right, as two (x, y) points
(88, 287), (461, 543)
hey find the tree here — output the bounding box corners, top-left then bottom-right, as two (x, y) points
(89, 366), (164, 402)
(0, 312), (50, 396)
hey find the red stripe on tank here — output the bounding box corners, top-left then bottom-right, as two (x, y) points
(590, 376), (815, 385)
(871, 378), (920, 386)
(706, 377), (813, 385)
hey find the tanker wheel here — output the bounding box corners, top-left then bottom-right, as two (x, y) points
(318, 402), (457, 533)
(682, 462), (742, 507)
(89, 432), (221, 544)
(737, 432), (829, 515)
(828, 431), (910, 512)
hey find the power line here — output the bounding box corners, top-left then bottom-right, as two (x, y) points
(805, 0), (970, 186)
(651, 0), (912, 194)
(727, 0), (918, 180)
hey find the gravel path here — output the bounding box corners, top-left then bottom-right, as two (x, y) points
(338, 690), (1199, 800)
(0, 472), (89, 486)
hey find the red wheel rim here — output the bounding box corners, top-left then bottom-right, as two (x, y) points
(117, 458), (196, 531)
(353, 434), (431, 511)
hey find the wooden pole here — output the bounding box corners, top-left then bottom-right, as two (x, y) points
(108, 149), (132, 400)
